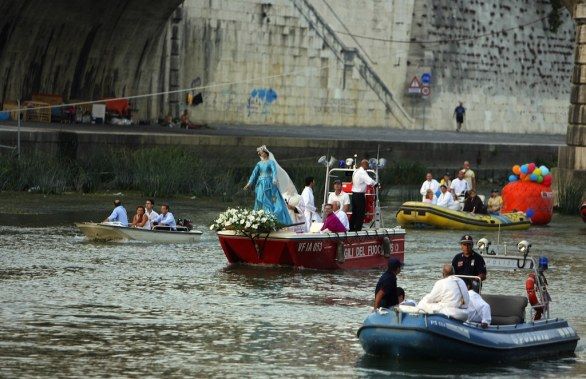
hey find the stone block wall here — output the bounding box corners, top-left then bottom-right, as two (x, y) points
(179, 0), (575, 134)
(405, 0), (575, 133)
(180, 0), (402, 127)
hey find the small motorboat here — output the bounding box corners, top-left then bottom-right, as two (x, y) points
(357, 241), (579, 362)
(76, 222), (203, 243)
(216, 155), (406, 269)
(396, 201), (530, 231)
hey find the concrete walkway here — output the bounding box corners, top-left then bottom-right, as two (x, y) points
(0, 121), (567, 147)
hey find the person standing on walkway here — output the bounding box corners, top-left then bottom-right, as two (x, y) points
(454, 102), (466, 132)
(350, 159), (377, 231)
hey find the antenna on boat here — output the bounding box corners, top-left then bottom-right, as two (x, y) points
(375, 145), (382, 227)
(318, 155), (336, 213)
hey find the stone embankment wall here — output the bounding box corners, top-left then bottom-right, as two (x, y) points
(179, 0), (405, 128)
(405, 0), (575, 134)
(0, 0), (577, 136)
(179, 0), (575, 134)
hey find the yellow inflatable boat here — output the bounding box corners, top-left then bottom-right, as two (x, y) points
(395, 202), (531, 231)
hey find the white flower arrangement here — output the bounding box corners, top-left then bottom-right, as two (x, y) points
(210, 208), (279, 232)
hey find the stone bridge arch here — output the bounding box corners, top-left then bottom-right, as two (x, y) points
(0, 0), (183, 120)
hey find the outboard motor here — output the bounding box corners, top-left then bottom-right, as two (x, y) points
(177, 219), (193, 231)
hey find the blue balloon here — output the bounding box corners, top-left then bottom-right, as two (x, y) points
(526, 208), (535, 218)
(509, 174), (518, 182)
(520, 164), (528, 174)
(540, 165), (550, 176)
(529, 173), (538, 181)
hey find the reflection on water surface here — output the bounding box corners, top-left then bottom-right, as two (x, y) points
(0, 194), (584, 377)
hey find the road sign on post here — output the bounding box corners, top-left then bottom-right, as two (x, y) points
(421, 72), (431, 85)
(421, 86), (431, 97)
(408, 76), (421, 94)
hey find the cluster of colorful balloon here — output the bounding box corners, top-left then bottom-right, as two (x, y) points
(508, 163), (552, 187)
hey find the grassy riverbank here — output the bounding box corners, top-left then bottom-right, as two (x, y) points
(0, 147), (428, 199)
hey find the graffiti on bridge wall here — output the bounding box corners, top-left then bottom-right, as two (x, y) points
(247, 88), (277, 116)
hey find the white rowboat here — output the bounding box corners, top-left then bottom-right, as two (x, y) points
(76, 222), (203, 243)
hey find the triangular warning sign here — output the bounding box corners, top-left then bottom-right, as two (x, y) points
(409, 77), (421, 88)
(408, 76), (421, 94)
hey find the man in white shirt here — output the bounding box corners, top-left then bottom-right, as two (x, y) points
(420, 172), (440, 201)
(301, 176), (321, 232)
(450, 170), (469, 199)
(332, 200), (349, 231)
(436, 185), (458, 209)
(467, 281), (491, 328)
(350, 159), (377, 231)
(327, 179), (350, 212)
(417, 264), (470, 320)
(144, 199), (158, 229)
(462, 161), (476, 192)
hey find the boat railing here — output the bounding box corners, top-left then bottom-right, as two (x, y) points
(318, 159), (384, 228)
(476, 238), (551, 320)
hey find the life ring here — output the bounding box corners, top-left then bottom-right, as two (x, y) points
(525, 273), (539, 306)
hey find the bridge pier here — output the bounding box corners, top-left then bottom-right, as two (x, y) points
(560, 1), (586, 180)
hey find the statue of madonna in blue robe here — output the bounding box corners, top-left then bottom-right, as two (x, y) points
(244, 146), (293, 225)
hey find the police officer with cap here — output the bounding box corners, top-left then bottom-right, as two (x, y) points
(452, 235), (486, 281)
(374, 257), (404, 309)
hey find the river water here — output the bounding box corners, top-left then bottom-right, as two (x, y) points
(0, 194), (584, 378)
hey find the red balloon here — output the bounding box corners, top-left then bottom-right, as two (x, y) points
(527, 163), (536, 173)
(502, 181), (553, 225)
(542, 175), (552, 187)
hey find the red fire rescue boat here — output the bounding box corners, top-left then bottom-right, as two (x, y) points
(217, 155), (406, 269)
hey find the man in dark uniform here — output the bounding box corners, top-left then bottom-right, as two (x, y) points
(452, 235), (487, 281)
(374, 257), (403, 309)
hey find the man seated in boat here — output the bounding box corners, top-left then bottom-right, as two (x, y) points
(417, 264), (470, 320)
(452, 235), (487, 282)
(419, 172), (440, 202)
(436, 185), (458, 210)
(332, 201), (349, 231)
(153, 203), (177, 230)
(104, 199), (128, 227)
(327, 179), (350, 212)
(320, 203), (347, 233)
(374, 258), (403, 309)
(487, 189), (503, 215)
(466, 280), (491, 328)
(450, 170), (469, 199)
(462, 189), (487, 214)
